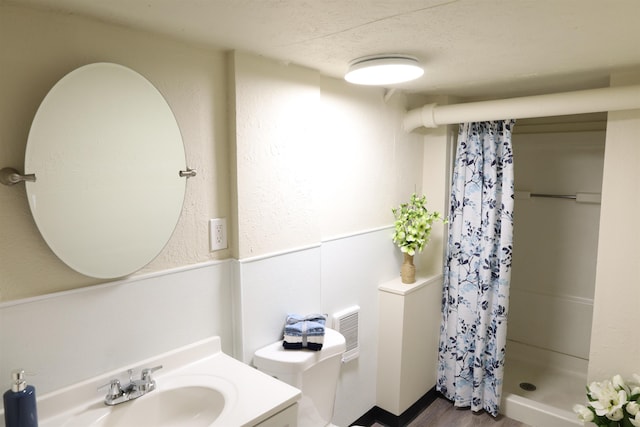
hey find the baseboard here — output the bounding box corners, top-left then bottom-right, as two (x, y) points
(350, 387), (438, 427)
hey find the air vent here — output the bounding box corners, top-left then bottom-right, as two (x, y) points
(333, 306), (360, 363)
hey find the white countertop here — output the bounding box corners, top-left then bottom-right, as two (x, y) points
(28, 336), (301, 427)
(378, 274), (443, 296)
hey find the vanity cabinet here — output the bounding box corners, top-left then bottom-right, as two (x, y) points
(254, 402), (298, 427)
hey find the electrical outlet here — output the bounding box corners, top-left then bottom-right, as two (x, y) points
(209, 218), (227, 251)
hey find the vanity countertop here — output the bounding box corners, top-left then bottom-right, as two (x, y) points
(28, 336), (301, 427)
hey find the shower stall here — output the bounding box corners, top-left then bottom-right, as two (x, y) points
(501, 114), (606, 426)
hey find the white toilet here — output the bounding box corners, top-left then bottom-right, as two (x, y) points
(253, 327), (346, 427)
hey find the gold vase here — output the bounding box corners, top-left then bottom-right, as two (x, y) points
(400, 253), (416, 284)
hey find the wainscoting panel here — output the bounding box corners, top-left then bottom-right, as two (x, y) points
(236, 246), (322, 364)
(0, 261), (233, 396)
(508, 288), (593, 359)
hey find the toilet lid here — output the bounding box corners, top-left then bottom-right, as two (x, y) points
(253, 328), (346, 374)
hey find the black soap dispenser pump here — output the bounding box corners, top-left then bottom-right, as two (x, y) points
(3, 370), (38, 427)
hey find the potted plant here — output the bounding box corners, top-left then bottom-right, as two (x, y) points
(392, 193), (445, 284)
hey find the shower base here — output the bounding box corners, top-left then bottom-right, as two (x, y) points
(501, 340), (585, 427)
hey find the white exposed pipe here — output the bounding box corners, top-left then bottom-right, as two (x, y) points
(403, 84), (640, 132)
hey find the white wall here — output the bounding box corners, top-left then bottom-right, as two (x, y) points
(589, 71), (640, 381)
(0, 4), (236, 418)
(14, 4), (638, 423)
(229, 50), (429, 258)
(0, 6), (436, 425)
(318, 78), (426, 238)
(420, 97), (457, 276)
(0, 4), (230, 302)
(234, 247), (323, 363)
(228, 51), (431, 424)
(321, 229), (401, 425)
(509, 130), (604, 359)
(230, 228), (401, 426)
(229, 51), (321, 259)
(0, 262), (233, 397)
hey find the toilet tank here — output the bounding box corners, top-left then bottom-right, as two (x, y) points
(253, 328), (346, 427)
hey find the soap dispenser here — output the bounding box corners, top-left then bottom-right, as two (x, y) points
(3, 370), (38, 427)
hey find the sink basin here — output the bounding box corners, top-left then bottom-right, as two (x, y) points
(98, 386), (225, 427)
(61, 375), (236, 427)
(57, 375), (237, 427)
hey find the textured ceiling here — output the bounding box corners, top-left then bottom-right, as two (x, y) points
(5, 0), (640, 98)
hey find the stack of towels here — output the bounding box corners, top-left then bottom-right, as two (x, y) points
(283, 313), (326, 351)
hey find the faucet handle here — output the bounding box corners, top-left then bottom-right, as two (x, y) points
(98, 379), (123, 399)
(141, 365), (163, 381)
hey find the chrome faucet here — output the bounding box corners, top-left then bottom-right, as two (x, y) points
(100, 365), (162, 406)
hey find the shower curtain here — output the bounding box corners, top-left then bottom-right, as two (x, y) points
(437, 120), (515, 417)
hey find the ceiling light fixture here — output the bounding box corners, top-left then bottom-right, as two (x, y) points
(345, 55), (424, 86)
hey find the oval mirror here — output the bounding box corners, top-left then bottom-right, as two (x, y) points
(25, 63), (187, 279)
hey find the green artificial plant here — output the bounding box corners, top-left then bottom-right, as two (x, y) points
(392, 193), (445, 256)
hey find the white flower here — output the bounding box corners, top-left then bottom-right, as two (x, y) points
(630, 374), (640, 396)
(613, 374), (626, 389)
(572, 404), (594, 422)
(576, 376), (640, 425)
(588, 380), (607, 401)
(613, 374), (631, 394)
(588, 380), (628, 418)
(607, 407), (624, 421)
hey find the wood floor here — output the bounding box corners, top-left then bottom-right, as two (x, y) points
(371, 398), (529, 427)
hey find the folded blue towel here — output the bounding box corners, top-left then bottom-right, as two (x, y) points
(285, 314), (326, 326)
(284, 317), (325, 336)
(283, 313), (326, 351)
(285, 314), (326, 334)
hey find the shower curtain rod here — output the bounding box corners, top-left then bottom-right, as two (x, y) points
(403, 84), (640, 132)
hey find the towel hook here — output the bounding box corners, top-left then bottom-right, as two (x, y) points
(0, 167), (36, 186)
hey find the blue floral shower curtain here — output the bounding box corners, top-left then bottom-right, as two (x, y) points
(437, 120), (515, 417)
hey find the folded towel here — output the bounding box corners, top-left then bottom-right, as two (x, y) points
(282, 333), (324, 351)
(283, 313), (326, 351)
(283, 341), (324, 351)
(284, 319), (325, 336)
(282, 334), (325, 345)
(285, 314), (326, 327)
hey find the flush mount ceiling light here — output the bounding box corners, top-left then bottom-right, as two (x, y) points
(344, 55), (424, 86)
